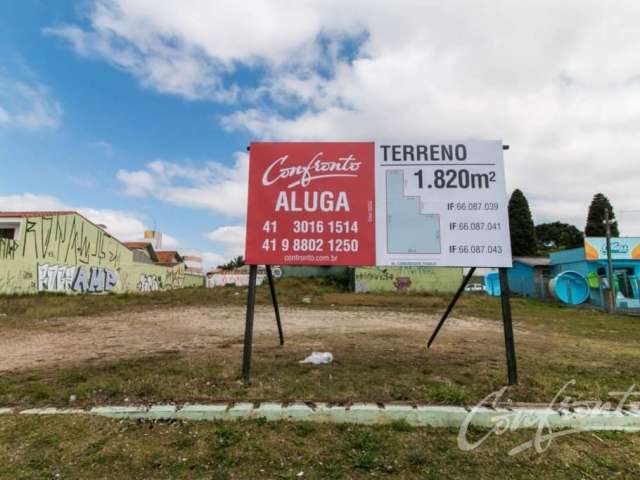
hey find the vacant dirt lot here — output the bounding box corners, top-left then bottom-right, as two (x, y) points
(0, 305), (505, 372)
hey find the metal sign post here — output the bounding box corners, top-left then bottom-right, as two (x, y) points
(242, 265), (284, 383)
(427, 267), (476, 348)
(499, 267), (518, 385)
(266, 265), (284, 346)
(241, 265), (257, 382)
(427, 266), (518, 385)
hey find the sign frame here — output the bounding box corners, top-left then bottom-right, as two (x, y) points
(245, 140), (512, 268)
(240, 143), (517, 387)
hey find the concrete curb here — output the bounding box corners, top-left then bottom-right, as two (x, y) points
(2, 403), (640, 431)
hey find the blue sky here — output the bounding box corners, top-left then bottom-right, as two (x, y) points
(0, 1), (259, 265)
(2, 1), (640, 266)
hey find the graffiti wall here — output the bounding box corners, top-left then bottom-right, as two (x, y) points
(354, 266), (463, 293)
(207, 272), (267, 288)
(0, 213), (204, 295)
(37, 264), (119, 293)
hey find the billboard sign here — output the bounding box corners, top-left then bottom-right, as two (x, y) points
(245, 140), (512, 267)
(584, 237), (640, 260)
(245, 142), (376, 266)
(375, 141), (511, 267)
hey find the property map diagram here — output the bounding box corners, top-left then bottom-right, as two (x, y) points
(385, 169), (441, 254)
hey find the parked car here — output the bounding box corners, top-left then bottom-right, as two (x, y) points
(464, 283), (484, 292)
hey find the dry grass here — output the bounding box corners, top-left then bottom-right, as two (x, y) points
(2, 281), (640, 478)
(0, 312), (638, 407)
(1, 415), (640, 479)
(1, 280), (640, 407)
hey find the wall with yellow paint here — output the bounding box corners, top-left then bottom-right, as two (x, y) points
(0, 213), (204, 294)
(355, 266), (462, 293)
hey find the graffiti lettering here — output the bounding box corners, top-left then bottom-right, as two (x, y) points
(137, 274), (162, 292)
(0, 238), (19, 260)
(165, 269), (185, 289)
(207, 273), (267, 287)
(37, 263), (119, 294)
(137, 269), (187, 292)
(19, 216), (122, 269)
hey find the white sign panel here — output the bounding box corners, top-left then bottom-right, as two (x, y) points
(375, 140), (512, 267)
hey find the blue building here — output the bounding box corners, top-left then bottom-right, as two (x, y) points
(506, 257), (552, 299)
(549, 237), (640, 309)
(506, 237), (640, 309)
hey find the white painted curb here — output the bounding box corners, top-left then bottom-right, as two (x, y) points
(2, 403), (640, 431)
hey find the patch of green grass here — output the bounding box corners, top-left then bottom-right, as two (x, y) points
(344, 430), (386, 471)
(85, 438), (107, 455)
(31, 432), (62, 449)
(429, 382), (470, 404)
(390, 419), (414, 432)
(293, 421), (317, 437)
(4, 416), (639, 479)
(215, 424), (241, 448)
(405, 449), (430, 467)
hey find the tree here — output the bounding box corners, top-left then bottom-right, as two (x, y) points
(219, 255), (245, 270)
(585, 193), (619, 237)
(508, 189), (537, 256)
(535, 222), (584, 251)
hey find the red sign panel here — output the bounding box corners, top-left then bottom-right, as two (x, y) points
(245, 142), (375, 265)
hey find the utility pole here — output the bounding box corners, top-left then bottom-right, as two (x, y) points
(604, 208), (616, 313)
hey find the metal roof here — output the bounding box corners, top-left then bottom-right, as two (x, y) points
(513, 256), (551, 267)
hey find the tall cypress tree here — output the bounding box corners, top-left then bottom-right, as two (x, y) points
(585, 193), (619, 237)
(508, 189), (537, 256)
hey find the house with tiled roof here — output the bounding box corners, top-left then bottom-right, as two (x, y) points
(122, 241), (159, 264)
(155, 250), (183, 266)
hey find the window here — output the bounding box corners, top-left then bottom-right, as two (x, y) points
(0, 228), (15, 239)
(0, 220), (21, 240)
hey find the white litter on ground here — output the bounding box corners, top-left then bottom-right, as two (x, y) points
(299, 352), (333, 364)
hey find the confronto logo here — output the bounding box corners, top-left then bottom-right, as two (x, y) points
(262, 152), (362, 188)
(585, 238), (640, 260)
(609, 241), (630, 255)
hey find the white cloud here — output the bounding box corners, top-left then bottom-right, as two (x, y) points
(0, 74), (62, 129)
(0, 105), (10, 123)
(117, 169), (156, 196)
(43, 22), (234, 101)
(76, 207), (147, 241)
(0, 193), (174, 244)
(201, 251), (226, 269)
(205, 225), (245, 261)
(160, 233), (180, 249)
(0, 193), (68, 211)
(89, 139), (115, 154)
(205, 225), (245, 247)
(68, 175), (96, 189)
(43, 0), (363, 102)
(48, 1), (640, 234)
(116, 152), (248, 217)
